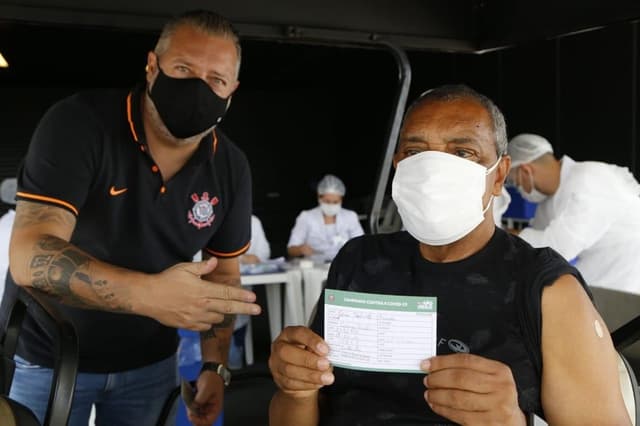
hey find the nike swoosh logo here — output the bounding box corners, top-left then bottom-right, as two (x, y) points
(109, 186), (128, 196)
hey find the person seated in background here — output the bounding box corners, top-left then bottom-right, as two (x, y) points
(239, 214), (271, 265)
(268, 84), (630, 426)
(0, 177), (16, 302)
(229, 214), (271, 368)
(507, 133), (640, 295)
(287, 174), (364, 262)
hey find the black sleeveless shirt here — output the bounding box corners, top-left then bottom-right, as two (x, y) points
(309, 228), (587, 426)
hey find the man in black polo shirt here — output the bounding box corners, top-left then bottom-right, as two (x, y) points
(5, 9), (259, 426)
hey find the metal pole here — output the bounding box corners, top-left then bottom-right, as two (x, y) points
(368, 41), (412, 234)
(631, 21), (638, 176)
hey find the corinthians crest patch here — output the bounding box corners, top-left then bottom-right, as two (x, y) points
(188, 192), (219, 229)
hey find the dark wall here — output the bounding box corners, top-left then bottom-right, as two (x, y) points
(1, 20), (639, 255)
(0, 25), (397, 257)
(556, 23), (637, 168)
(500, 21), (639, 169)
(479, 0), (640, 48)
(408, 19), (639, 172)
(0, 0), (476, 51)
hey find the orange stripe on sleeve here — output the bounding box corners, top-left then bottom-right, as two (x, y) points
(126, 93), (139, 142)
(212, 131), (218, 153)
(205, 241), (250, 258)
(16, 192), (79, 216)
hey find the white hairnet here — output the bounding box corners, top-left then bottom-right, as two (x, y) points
(317, 174), (346, 196)
(507, 133), (554, 168)
(0, 178), (16, 205)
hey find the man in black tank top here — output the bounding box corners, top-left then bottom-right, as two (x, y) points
(268, 85), (631, 425)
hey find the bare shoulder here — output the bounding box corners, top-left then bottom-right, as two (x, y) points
(540, 274), (630, 424)
(541, 274), (592, 317)
(540, 273), (608, 355)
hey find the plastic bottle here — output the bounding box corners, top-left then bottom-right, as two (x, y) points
(178, 329), (202, 372)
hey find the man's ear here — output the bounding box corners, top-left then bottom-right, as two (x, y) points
(492, 155), (511, 196)
(145, 51), (158, 84)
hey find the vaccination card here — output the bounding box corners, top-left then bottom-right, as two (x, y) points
(324, 289), (437, 373)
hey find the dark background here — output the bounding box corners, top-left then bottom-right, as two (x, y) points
(1, 20), (640, 257)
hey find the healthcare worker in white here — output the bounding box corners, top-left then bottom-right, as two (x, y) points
(287, 174), (364, 262)
(492, 186), (511, 229)
(507, 133), (640, 294)
(0, 178), (16, 303)
(240, 214), (271, 265)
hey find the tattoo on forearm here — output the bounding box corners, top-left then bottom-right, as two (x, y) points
(200, 313), (236, 340)
(28, 235), (131, 312)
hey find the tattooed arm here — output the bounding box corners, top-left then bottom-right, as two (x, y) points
(198, 251), (241, 363)
(184, 252), (242, 424)
(9, 200), (261, 330)
(9, 200), (139, 311)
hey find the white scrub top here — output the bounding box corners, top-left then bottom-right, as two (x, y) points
(246, 215), (270, 262)
(492, 186), (511, 228)
(287, 206), (364, 261)
(519, 155), (640, 294)
(0, 209), (14, 303)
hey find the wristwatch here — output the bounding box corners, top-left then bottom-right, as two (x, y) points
(200, 362), (232, 386)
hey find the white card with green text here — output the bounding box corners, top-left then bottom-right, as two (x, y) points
(324, 289), (437, 373)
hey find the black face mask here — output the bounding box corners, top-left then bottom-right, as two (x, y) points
(148, 65), (230, 139)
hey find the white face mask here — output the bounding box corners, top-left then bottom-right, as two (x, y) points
(320, 202), (341, 217)
(517, 171), (548, 203)
(392, 151), (500, 246)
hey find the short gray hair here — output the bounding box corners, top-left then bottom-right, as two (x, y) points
(155, 9), (242, 75)
(405, 84), (508, 157)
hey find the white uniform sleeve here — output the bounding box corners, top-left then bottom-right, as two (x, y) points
(0, 210), (15, 298)
(518, 191), (620, 261)
(492, 187), (511, 228)
(248, 216), (271, 262)
(287, 211), (309, 247)
(347, 210), (365, 238)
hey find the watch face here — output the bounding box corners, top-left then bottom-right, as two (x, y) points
(218, 365), (232, 386)
(201, 362), (231, 386)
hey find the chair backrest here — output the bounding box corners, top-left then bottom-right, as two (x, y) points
(618, 351), (640, 425)
(155, 385), (180, 426)
(590, 287), (640, 332)
(0, 397), (40, 426)
(0, 287), (79, 426)
(592, 287), (640, 385)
